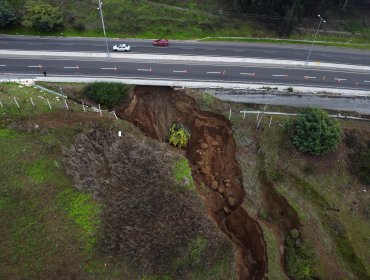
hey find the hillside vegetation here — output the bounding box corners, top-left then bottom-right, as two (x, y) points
(1, 82), (369, 279)
(1, 0), (369, 46)
(188, 89), (370, 280)
(0, 83), (236, 279)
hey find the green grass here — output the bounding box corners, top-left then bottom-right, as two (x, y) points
(27, 159), (54, 185)
(261, 224), (287, 280)
(0, 128), (92, 278)
(173, 158), (195, 191)
(255, 120), (369, 279)
(57, 189), (101, 254)
(0, 85), (109, 278)
(0, 82), (81, 117)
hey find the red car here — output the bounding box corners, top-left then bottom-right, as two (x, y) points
(153, 39), (169, 47)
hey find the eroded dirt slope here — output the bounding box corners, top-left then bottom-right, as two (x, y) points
(116, 86), (267, 280)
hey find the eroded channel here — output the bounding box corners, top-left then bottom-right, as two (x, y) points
(116, 86), (267, 280)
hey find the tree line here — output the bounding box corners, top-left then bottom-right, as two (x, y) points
(231, 0), (369, 34)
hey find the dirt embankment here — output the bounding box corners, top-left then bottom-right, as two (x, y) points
(116, 86), (267, 280)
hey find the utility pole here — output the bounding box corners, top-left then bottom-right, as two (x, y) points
(305, 14), (326, 64)
(98, 0), (110, 58)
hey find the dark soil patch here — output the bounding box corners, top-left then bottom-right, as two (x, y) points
(116, 86), (268, 280)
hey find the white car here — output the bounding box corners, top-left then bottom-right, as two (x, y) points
(112, 43), (131, 52)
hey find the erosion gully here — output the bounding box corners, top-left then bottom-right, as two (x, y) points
(116, 86), (268, 280)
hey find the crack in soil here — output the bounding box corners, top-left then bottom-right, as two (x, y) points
(116, 86), (267, 280)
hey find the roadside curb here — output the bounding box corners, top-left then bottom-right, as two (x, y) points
(1, 76), (367, 97)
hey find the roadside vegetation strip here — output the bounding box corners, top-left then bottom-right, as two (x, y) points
(199, 36), (370, 48)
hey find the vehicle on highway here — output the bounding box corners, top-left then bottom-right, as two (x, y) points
(112, 43), (131, 52)
(153, 39), (169, 47)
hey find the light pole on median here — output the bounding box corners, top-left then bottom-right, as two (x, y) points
(305, 14), (326, 64)
(98, 0), (110, 58)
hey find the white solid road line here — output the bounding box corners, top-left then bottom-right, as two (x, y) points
(101, 67), (117, 70)
(240, 72), (256, 76)
(137, 68), (152, 72)
(304, 75), (317, 79)
(64, 66), (80, 70)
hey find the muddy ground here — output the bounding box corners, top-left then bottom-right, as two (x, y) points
(117, 86), (267, 280)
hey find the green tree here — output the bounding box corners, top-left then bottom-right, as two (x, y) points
(85, 82), (130, 109)
(22, 1), (63, 32)
(293, 108), (341, 155)
(0, 0), (17, 28)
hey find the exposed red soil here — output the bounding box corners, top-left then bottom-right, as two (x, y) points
(116, 86), (267, 280)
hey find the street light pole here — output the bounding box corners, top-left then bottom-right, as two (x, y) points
(305, 14), (326, 64)
(98, 0), (110, 58)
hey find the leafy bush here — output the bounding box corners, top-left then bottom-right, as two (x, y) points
(293, 108), (341, 155)
(22, 1), (63, 32)
(200, 93), (214, 107)
(285, 230), (316, 280)
(168, 123), (191, 149)
(0, 0), (18, 28)
(85, 82), (130, 109)
(72, 22), (85, 32)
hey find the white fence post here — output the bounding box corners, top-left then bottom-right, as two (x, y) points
(47, 98), (52, 109)
(13, 97), (20, 108)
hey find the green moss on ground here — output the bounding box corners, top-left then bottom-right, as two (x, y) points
(173, 158), (195, 191)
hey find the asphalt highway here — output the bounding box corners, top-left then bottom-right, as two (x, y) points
(1, 35), (369, 66)
(1, 56), (370, 91)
